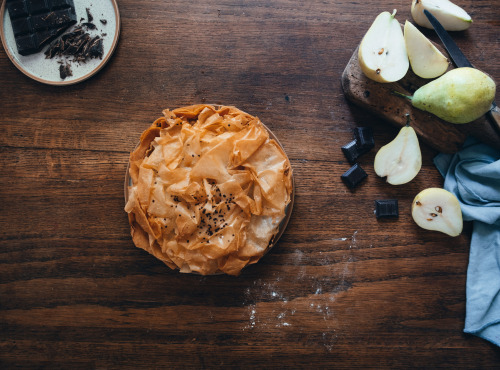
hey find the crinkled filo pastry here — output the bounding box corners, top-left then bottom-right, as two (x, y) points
(125, 105), (293, 275)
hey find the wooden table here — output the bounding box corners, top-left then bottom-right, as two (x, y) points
(1, 0), (499, 368)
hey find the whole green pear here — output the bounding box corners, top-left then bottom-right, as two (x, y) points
(406, 67), (496, 124)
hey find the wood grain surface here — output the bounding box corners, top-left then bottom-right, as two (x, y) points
(1, 0), (500, 368)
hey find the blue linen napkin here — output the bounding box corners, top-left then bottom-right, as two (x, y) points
(434, 137), (500, 347)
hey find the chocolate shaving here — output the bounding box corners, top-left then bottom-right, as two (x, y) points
(41, 5), (106, 79)
(86, 8), (94, 22)
(45, 25), (104, 62)
(82, 22), (97, 30)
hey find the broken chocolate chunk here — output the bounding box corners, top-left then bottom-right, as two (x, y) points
(87, 36), (103, 59)
(341, 164), (368, 189)
(354, 127), (375, 151)
(7, 0), (77, 55)
(59, 62), (72, 79)
(375, 199), (399, 219)
(342, 139), (362, 164)
(340, 127), (374, 165)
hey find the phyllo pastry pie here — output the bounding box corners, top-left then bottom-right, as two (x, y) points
(125, 104), (293, 275)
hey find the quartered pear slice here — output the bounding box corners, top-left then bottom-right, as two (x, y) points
(412, 188), (463, 237)
(374, 115), (422, 185)
(411, 0), (472, 31)
(404, 21), (449, 79)
(358, 9), (409, 83)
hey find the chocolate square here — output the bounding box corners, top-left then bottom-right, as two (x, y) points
(27, 0), (50, 14)
(354, 127), (375, 151)
(375, 199), (399, 219)
(341, 139), (361, 164)
(15, 33), (38, 55)
(341, 164), (368, 189)
(11, 17), (33, 37)
(7, 1), (29, 19)
(50, 0), (74, 9)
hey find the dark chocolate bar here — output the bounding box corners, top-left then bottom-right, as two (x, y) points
(375, 199), (399, 219)
(341, 164), (367, 189)
(6, 0), (77, 56)
(354, 127), (375, 151)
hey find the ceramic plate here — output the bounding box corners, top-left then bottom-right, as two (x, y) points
(0, 0), (120, 85)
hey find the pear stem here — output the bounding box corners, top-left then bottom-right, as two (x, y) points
(391, 90), (413, 101)
(405, 113), (411, 127)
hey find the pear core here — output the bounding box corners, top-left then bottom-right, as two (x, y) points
(374, 124), (422, 185)
(358, 10), (409, 83)
(412, 188), (463, 237)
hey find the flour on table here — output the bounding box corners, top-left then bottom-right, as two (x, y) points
(242, 230), (359, 352)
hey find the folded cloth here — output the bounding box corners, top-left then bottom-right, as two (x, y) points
(434, 137), (500, 347)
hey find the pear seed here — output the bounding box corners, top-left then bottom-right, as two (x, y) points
(376, 68), (381, 74)
(415, 201), (422, 206)
(378, 48), (384, 55)
(427, 218), (433, 221)
(435, 206), (442, 213)
(430, 213), (438, 217)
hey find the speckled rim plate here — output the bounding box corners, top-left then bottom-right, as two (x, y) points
(124, 105), (295, 273)
(0, 0), (120, 85)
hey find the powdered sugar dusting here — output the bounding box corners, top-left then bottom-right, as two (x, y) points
(242, 231), (359, 352)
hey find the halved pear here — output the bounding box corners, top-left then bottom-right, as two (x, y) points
(374, 116), (422, 185)
(358, 9), (409, 83)
(404, 21), (449, 79)
(412, 188), (463, 236)
(411, 0), (472, 31)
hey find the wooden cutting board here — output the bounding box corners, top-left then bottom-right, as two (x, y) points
(341, 46), (500, 153)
